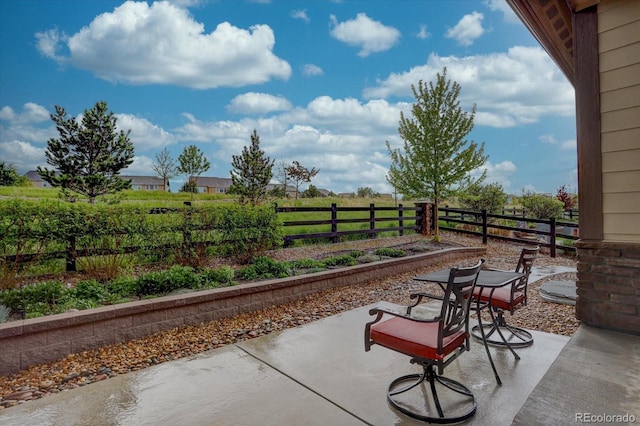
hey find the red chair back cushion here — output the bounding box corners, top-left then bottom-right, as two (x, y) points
(473, 287), (525, 311)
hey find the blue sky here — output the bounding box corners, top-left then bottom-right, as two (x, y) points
(0, 0), (577, 196)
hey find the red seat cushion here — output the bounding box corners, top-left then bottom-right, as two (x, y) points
(369, 317), (467, 360)
(472, 286), (525, 311)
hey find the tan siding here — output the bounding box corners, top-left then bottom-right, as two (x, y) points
(599, 41), (640, 72)
(603, 193), (640, 213)
(602, 232), (640, 242)
(600, 105), (640, 132)
(602, 170), (640, 192)
(604, 213), (640, 236)
(600, 20), (640, 52)
(600, 84), (640, 112)
(600, 63), (640, 91)
(602, 149), (640, 172)
(601, 128), (640, 152)
(598, 0), (640, 32)
(599, 0), (640, 242)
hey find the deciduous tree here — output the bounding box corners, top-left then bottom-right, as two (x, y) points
(178, 145), (210, 195)
(286, 161), (319, 200)
(152, 147), (178, 192)
(37, 101), (134, 203)
(386, 68), (488, 236)
(229, 129), (274, 205)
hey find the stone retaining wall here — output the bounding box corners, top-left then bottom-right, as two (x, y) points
(0, 247), (485, 376)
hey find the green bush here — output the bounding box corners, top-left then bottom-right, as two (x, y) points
(521, 193), (564, 219)
(236, 256), (291, 281)
(289, 258), (325, 269)
(322, 255), (357, 267)
(374, 247), (406, 258)
(200, 266), (235, 287)
(72, 279), (110, 303)
(216, 205), (284, 263)
(458, 182), (507, 214)
(107, 276), (138, 298)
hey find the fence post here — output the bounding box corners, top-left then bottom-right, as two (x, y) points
(482, 209), (488, 245)
(398, 204), (404, 236)
(331, 203), (338, 244)
(550, 217), (557, 258)
(413, 200), (432, 237)
(66, 235), (76, 272)
(369, 203), (376, 239)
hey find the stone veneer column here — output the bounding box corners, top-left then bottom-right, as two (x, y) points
(575, 240), (640, 335)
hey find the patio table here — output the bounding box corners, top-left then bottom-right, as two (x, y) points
(414, 269), (525, 385)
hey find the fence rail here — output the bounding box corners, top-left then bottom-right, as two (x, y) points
(439, 206), (579, 257)
(275, 203), (423, 244)
(2, 203), (579, 277)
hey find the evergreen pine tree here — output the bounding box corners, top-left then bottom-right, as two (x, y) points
(37, 101), (134, 203)
(230, 129), (274, 205)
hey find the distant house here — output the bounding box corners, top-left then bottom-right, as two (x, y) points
(121, 176), (165, 191)
(192, 176), (299, 197)
(23, 171), (50, 188)
(193, 176), (233, 194)
(23, 171), (165, 191)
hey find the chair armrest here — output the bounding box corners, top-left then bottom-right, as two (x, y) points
(368, 301), (439, 323)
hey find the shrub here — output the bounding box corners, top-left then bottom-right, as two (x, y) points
(322, 255), (357, 267)
(216, 205), (284, 263)
(236, 256), (291, 280)
(521, 192), (564, 219)
(72, 279), (110, 303)
(200, 266), (235, 287)
(107, 276), (138, 298)
(348, 250), (366, 258)
(458, 182), (507, 214)
(374, 247), (406, 258)
(289, 258), (325, 269)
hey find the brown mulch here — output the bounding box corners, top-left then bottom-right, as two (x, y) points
(0, 232), (578, 408)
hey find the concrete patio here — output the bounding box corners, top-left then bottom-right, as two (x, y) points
(2, 299), (638, 425)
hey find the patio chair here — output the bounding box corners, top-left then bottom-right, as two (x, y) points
(471, 246), (539, 348)
(364, 260), (483, 423)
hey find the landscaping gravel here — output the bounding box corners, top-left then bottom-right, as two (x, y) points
(0, 232), (578, 409)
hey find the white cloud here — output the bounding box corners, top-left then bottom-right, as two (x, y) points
(539, 133), (576, 150)
(291, 9), (310, 22)
(329, 13), (400, 57)
(0, 103), (50, 124)
(227, 92), (292, 115)
(0, 141), (46, 172)
(416, 24), (431, 40)
(445, 11), (485, 46)
(115, 114), (177, 151)
(483, 0), (520, 24)
(472, 160), (518, 191)
(560, 139), (576, 150)
(539, 134), (557, 144)
(362, 46), (575, 128)
(40, 1), (291, 89)
(35, 28), (67, 61)
(302, 64), (323, 76)
(125, 155), (156, 174)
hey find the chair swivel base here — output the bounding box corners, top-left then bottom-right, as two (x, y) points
(387, 367), (476, 424)
(471, 322), (534, 348)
